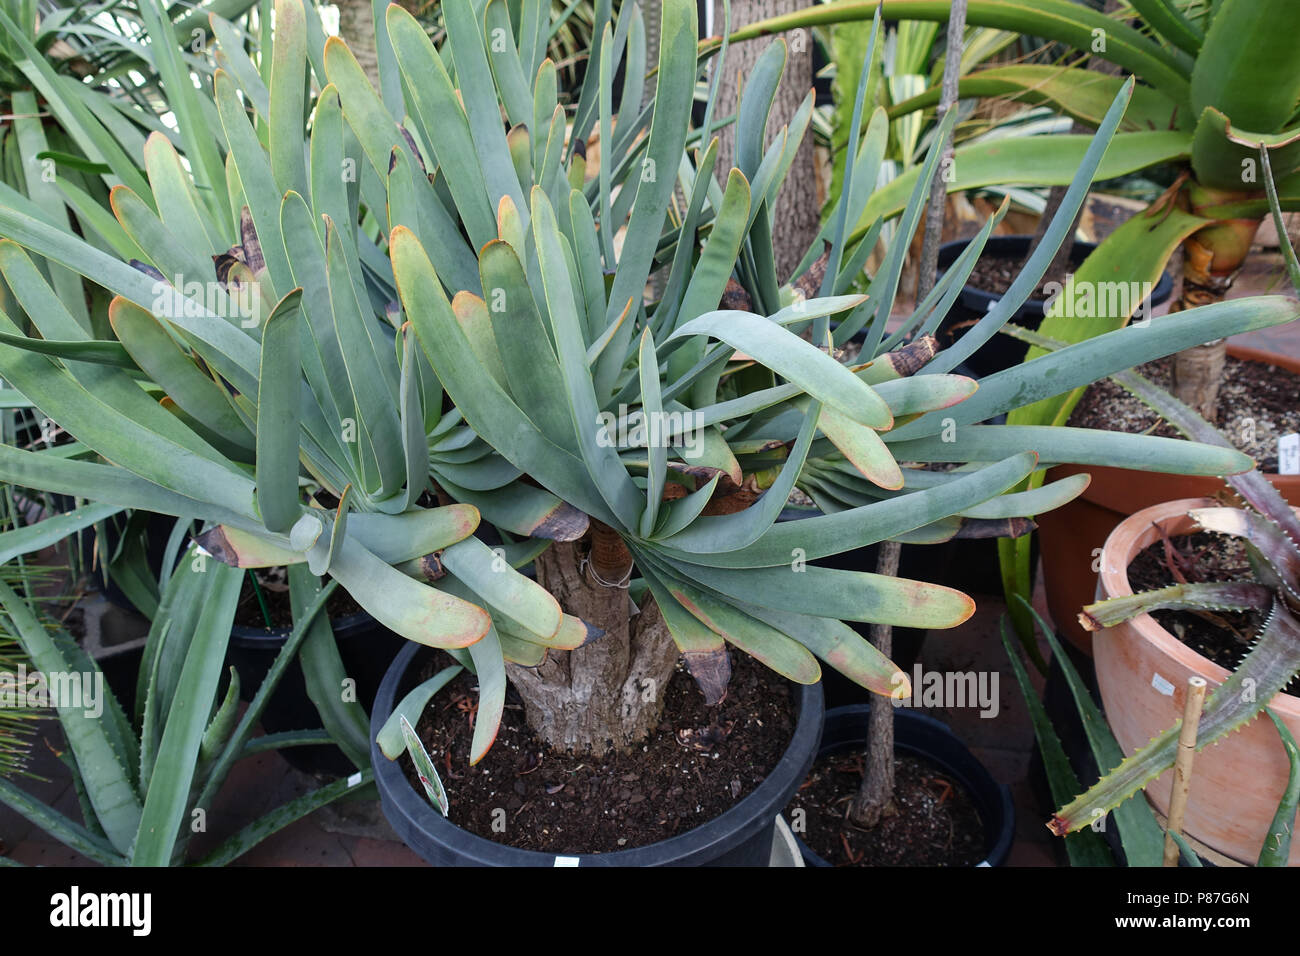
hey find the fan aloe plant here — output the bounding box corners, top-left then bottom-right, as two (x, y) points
(348, 0), (1282, 757)
(0, 0), (1292, 770)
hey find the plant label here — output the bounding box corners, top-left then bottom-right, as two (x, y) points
(1280, 433), (1300, 475)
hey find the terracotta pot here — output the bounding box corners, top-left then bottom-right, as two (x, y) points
(1093, 497), (1300, 866)
(1039, 343), (1300, 654)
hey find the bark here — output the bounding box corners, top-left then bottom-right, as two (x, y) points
(1168, 216), (1263, 420)
(336, 0), (380, 89)
(849, 539), (901, 827)
(504, 523), (680, 755)
(710, 0), (818, 281)
(1023, 0), (1121, 273)
(915, 0), (967, 304)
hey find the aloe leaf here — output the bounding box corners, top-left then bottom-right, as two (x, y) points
(441, 536), (562, 640)
(254, 288), (305, 532)
(1190, 0), (1300, 135)
(666, 578), (821, 685)
(659, 553), (974, 630)
(326, 535), (490, 649)
(999, 617), (1115, 866)
(402, 714), (449, 814)
(712, 1), (1190, 105)
(291, 564), (370, 770)
(213, 70), (289, 297)
(0, 776), (125, 866)
(478, 239), (576, 451)
(195, 580), (338, 811)
(660, 452), (1036, 567)
(669, 311), (892, 428)
(197, 770), (376, 866)
(0, 502), (121, 565)
(594, 0), (696, 395)
(1259, 708), (1300, 866)
(143, 132), (228, 255)
(132, 559), (242, 866)
(377, 664), (464, 759)
(531, 186), (642, 527)
(658, 404), (820, 553)
(891, 65), (1181, 132)
(1052, 601), (1300, 835)
(740, 601), (903, 697)
(1007, 204), (1209, 432)
(108, 298), (253, 451)
(395, 228), (612, 521)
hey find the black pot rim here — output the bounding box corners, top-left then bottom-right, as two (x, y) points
(370, 640), (825, 866)
(229, 610), (374, 646)
(795, 705), (1015, 868)
(937, 234), (1175, 310)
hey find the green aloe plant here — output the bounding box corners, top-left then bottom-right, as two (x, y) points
(0, 547), (377, 866)
(0, 0), (1291, 769)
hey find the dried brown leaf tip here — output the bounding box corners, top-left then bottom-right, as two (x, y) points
(880, 334), (940, 378)
(684, 648), (732, 707)
(192, 526), (239, 567)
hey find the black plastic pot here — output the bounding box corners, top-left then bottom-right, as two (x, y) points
(795, 705), (1015, 867)
(935, 235), (1174, 380)
(229, 612), (406, 775)
(371, 641), (825, 866)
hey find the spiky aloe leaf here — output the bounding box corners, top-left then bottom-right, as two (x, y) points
(1051, 601), (1300, 835)
(196, 769), (375, 867)
(1189, 508), (1300, 608)
(1079, 581), (1275, 631)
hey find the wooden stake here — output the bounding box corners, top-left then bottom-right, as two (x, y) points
(1163, 676), (1208, 866)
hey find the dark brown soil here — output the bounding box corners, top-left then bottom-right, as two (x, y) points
(965, 252), (1078, 300)
(785, 751), (986, 866)
(402, 649), (797, 855)
(232, 566), (364, 629)
(1126, 530), (1290, 691)
(1068, 356), (1300, 471)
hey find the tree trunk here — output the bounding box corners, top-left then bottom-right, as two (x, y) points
(336, 0), (380, 88)
(1168, 187), (1263, 421)
(504, 523), (680, 755)
(849, 539), (901, 827)
(710, 0), (818, 281)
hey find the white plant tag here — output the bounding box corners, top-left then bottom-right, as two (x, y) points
(1279, 433), (1300, 475)
(1151, 672), (1175, 696)
(554, 856), (580, 867)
